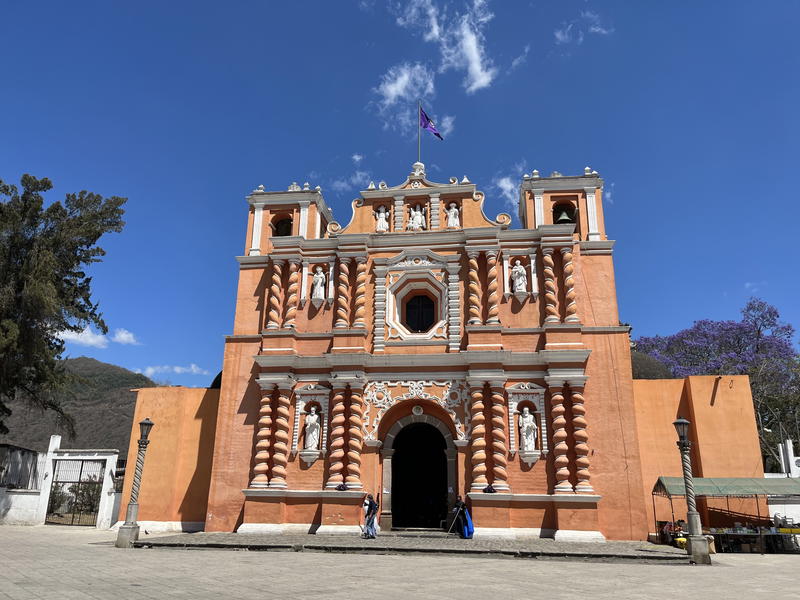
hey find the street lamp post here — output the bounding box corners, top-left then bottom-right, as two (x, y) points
(673, 416), (711, 565)
(115, 418), (154, 548)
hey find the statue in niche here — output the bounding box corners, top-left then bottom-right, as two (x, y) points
(375, 205), (389, 233)
(407, 205), (426, 231)
(311, 266), (326, 300)
(446, 203), (460, 228)
(519, 407), (538, 452)
(511, 260), (527, 294)
(303, 406), (321, 450)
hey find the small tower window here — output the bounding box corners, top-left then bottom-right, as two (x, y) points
(274, 218), (293, 237)
(404, 294), (435, 333)
(552, 203), (576, 224)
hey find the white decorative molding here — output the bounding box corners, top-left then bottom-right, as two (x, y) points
(373, 273), (387, 353)
(534, 191), (544, 228)
(446, 264), (461, 351)
(429, 194), (441, 229)
(393, 196), (404, 231)
(585, 187), (600, 241)
(363, 380), (469, 441)
(326, 262), (335, 305)
(502, 254), (510, 299)
(300, 260), (309, 307)
(249, 205), (264, 256)
(298, 200), (309, 239)
(507, 382), (548, 466)
(529, 252), (539, 299)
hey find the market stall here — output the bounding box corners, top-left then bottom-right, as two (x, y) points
(652, 476), (800, 553)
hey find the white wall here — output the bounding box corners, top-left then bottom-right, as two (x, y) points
(0, 488), (41, 524)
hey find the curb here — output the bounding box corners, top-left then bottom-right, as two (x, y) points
(132, 540), (688, 563)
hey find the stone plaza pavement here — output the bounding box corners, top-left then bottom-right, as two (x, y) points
(1, 526), (798, 600)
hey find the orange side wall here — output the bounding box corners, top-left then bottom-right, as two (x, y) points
(117, 387), (219, 524)
(633, 376), (766, 532)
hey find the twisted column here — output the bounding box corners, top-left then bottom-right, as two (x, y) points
(325, 388), (347, 488)
(467, 251), (482, 325)
(561, 246), (579, 323)
(268, 386), (292, 488)
(334, 257), (352, 328)
(542, 248), (559, 323)
(250, 388), (274, 487)
(489, 383), (509, 490)
(283, 259), (300, 328)
(570, 386), (592, 492)
(345, 386), (364, 489)
(469, 384), (488, 490)
(266, 259), (285, 329)
(352, 257), (368, 328)
(485, 250), (500, 325)
(550, 385), (573, 492)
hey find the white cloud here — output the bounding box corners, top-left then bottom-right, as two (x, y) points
(555, 10), (614, 47)
(136, 363), (210, 379)
(494, 176), (517, 209)
(374, 62), (436, 134)
(330, 170), (371, 193)
(509, 44), (530, 72)
(439, 114), (455, 137)
(604, 182), (615, 205)
(110, 328), (139, 345)
(744, 281), (767, 294)
(59, 327), (109, 348)
(351, 153), (364, 164)
(396, 0), (442, 42)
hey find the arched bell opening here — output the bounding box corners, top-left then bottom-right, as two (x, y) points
(272, 216), (293, 237)
(552, 202), (577, 225)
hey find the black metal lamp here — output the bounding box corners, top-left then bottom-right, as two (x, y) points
(673, 416), (690, 445)
(139, 418), (154, 441)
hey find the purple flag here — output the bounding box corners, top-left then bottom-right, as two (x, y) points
(419, 106), (444, 140)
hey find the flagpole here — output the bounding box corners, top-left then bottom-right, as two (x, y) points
(417, 100), (421, 163)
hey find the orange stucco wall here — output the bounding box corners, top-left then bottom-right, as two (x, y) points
(633, 376), (766, 532)
(118, 387), (219, 524)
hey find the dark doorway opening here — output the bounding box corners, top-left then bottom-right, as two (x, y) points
(391, 422), (447, 528)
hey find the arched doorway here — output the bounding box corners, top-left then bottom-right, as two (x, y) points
(391, 422), (448, 528)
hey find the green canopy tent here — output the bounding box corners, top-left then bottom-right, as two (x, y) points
(651, 476), (800, 535)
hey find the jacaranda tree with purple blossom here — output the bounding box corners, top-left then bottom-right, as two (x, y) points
(635, 298), (799, 468)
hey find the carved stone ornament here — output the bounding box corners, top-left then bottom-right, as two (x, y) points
(363, 380), (469, 441)
(310, 265), (327, 308)
(292, 384), (330, 466)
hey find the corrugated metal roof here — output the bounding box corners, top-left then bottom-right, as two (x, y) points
(652, 476), (800, 498)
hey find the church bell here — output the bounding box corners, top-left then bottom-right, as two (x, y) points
(555, 207), (574, 224)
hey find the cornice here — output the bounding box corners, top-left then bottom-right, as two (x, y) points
(521, 174), (604, 192)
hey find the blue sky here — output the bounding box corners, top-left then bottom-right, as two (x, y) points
(2, 1), (799, 385)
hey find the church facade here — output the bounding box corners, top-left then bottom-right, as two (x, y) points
(204, 162), (647, 541)
(119, 162), (765, 541)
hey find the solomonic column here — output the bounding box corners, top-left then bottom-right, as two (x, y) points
(266, 258), (285, 329)
(352, 257), (368, 328)
(345, 385), (365, 489)
(283, 259), (301, 328)
(570, 384), (593, 492)
(250, 387), (274, 487)
(560, 246), (579, 323)
(268, 385), (293, 488)
(489, 381), (509, 491)
(334, 257), (352, 328)
(549, 383), (573, 493)
(467, 250), (482, 325)
(325, 388), (347, 488)
(468, 383), (489, 490)
(541, 248), (559, 323)
(485, 250), (501, 325)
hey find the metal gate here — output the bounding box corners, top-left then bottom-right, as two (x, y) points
(45, 459), (105, 526)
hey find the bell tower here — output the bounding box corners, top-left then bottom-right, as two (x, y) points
(519, 167), (606, 241)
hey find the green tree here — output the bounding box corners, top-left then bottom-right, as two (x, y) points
(0, 175), (125, 434)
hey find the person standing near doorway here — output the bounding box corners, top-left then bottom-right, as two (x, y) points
(362, 493), (379, 539)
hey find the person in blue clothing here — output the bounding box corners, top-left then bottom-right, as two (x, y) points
(452, 495), (474, 539)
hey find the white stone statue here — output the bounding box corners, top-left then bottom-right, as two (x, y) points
(303, 406), (321, 450)
(375, 205), (389, 233)
(519, 407), (538, 452)
(511, 260), (527, 294)
(311, 266), (326, 300)
(408, 205), (425, 231)
(446, 203), (460, 228)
